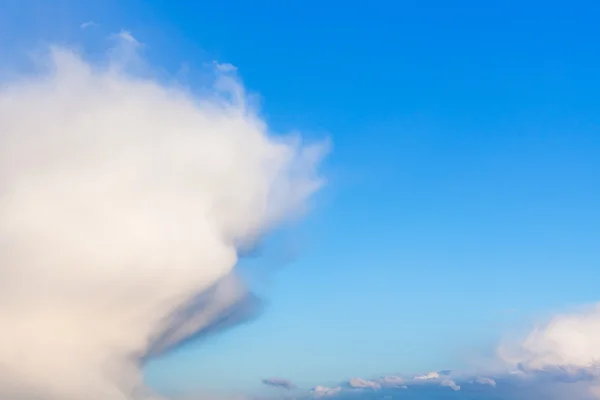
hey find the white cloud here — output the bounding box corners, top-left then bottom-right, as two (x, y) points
(413, 371), (440, 381)
(301, 303), (600, 399)
(498, 303), (600, 398)
(310, 386), (342, 397)
(347, 378), (380, 389)
(440, 379), (460, 391)
(378, 376), (406, 388)
(80, 21), (99, 29)
(310, 371), (466, 396)
(474, 377), (497, 387)
(413, 372), (460, 391)
(214, 62), (237, 73)
(500, 304), (600, 371)
(113, 29), (140, 45)
(0, 41), (327, 400)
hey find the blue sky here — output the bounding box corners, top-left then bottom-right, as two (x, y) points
(3, 0), (600, 399)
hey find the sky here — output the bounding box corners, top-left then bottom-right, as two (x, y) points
(1, 1), (600, 400)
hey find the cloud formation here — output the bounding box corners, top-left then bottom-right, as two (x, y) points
(440, 379), (460, 391)
(310, 386), (342, 397)
(114, 30), (139, 45)
(262, 378), (296, 390)
(500, 304), (600, 371)
(304, 369), (595, 400)
(377, 376), (406, 388)
(346, 378), (380, 390)
(300, 317), (600, 400)
(0, 34), (326, 400)
(475, 377), (497, 387)
(80, 21), (100, 29)
(412, 372), (440, 381)
(303, 304), (600, 399)
(495, 303), (600, 398)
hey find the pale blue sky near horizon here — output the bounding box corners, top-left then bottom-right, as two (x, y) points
(2, 0), (600, 397)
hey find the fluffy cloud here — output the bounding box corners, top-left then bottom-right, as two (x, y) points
(80, 20), (99, 29)
(411, 371), (461, 392)
(262, 378), (296, 390)
(475, 377), (497, 387)
(500, 304), (600, 371)
(302, 366), (600, 399)
(346, 378), (380, 390)
(310, 386), (342, 397)
(304, 370), (597, 400)
(378, 376), (406, 388)
(300, 312), (600, 400)
(412, 371), (440, 381)
(497, 303), (600, 398)
(310, 305), (600, 398)
(0, 35), (326, 400)
(440, 379), (460, 391)
(306, 371), (466, 398)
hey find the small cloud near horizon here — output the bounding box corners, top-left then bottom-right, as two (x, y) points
(262, 378), (296, 390)
(347, 378), (380, 390)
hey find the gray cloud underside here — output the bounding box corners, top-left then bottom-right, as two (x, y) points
(262, 378), (297, 390)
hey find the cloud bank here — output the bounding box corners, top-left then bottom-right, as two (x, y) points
(304, 369), (593, 400)
(0, 35), (327, 400)
(302, 303), (600, 400)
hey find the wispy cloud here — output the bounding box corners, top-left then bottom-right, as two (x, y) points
(80, 20), (99, 29)
(146, 274), (264, 358)
(262, 378), (297, 390)
(440, 379), (460, 391)
(214, 61), (237, 73)
(475, 377), (497, 387)
(111, 29), (140, 45)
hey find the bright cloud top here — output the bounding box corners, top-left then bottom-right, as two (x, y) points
(501, 304), (600, 371)
(0, 36), (326, 400)
(496, 304), (600, 398)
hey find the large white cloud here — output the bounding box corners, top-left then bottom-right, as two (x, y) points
(500, 304), (600, 371)
(497, 304), (600, 398)
(0, 35), (327, 400)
